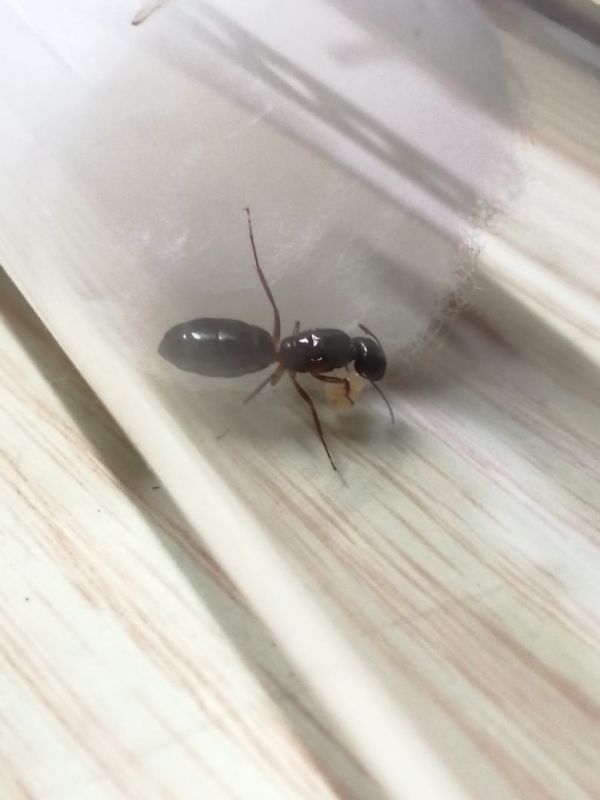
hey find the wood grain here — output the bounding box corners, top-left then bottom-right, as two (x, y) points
(1, 1), (600, 799)
(1, 269), (380, 799)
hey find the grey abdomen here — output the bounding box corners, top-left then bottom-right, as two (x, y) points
(159, 318), (275, 377)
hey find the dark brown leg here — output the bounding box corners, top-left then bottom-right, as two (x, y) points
(312, 373), (354, 404)
(242, 364), (285, 406)
(314, 373), (353, 402)
(293, 320), (300, 336)
(244, 207), (281, 345)
(217, 365), (285, 440)
(290, 375), (337, 471)
(369, 380), (396, 424)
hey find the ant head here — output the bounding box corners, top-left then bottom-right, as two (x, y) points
(352, 323), (387, 380)
(352, 335), (386, 381)
(353, 324), (394, 424)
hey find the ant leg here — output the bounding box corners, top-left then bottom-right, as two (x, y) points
(242, 364), (285, 407)
(293, 320), (300, 336)
(312, 373), (354, 404)
(216, 365), (285, 440)
(270, 364), (286, 385)
(290, 375), (337, 471)
(244, 207), (281, 346)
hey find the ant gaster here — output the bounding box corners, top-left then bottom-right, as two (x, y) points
(159, 208), (394, 470)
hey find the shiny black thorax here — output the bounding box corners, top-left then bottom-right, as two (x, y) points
(279, 329), (354, 374)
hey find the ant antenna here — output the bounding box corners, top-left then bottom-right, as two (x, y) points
(369, 380), (395, 425)
(244, 207), (281, 345)
(358, 324), (394, 423)
(359, 322), (382, 348)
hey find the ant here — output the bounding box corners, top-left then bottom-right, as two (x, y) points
(158, 208), (394, 470)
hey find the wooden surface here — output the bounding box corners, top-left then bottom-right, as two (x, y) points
(1, 2), (600, 799)
(1, 269), (364, 800)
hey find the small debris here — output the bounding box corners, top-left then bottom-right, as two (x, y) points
(132, 1), (167, 26)
(324, 371), (365, 410)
